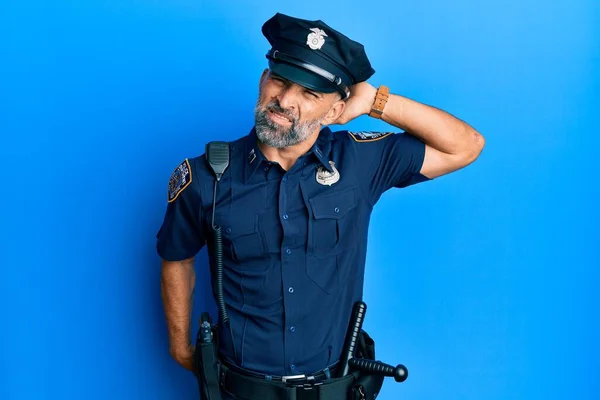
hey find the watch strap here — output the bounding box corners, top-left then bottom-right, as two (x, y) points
(368, 85), (390, 119)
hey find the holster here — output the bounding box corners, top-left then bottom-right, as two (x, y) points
(349, 330), (385, 400)
(194, 318), (222, 400)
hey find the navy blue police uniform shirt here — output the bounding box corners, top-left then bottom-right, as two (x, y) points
(156, 127), (429, 376)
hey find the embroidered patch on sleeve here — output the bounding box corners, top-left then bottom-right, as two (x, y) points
(168, 159), (192, 203)
(348, 131), (393, 142)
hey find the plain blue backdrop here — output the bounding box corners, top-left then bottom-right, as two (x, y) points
(1, 1), (598, 399)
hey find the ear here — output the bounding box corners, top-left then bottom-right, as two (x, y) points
(321, 98), (346, 125)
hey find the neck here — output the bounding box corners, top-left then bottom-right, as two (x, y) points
(258, 129), (321, 171)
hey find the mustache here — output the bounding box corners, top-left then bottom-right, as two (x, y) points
(265, 100), (297, 122)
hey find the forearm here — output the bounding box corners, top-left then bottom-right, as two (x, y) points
(365, 85), (483, 156)
(160, 258), (196, 355)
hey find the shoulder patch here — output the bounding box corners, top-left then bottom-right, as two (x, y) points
(168, 159), (192, 203)
(348, 131), (393, 142)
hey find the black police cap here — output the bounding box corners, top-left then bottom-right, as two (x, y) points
(262, 13), (375, 99)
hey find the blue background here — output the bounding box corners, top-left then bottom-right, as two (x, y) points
(1, 1), (598, 399)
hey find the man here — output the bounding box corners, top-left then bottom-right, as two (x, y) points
(157, 13), (484, 400)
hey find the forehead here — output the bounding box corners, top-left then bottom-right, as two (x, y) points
(268, 71), (315, 89)
(265, 71), (339, 102)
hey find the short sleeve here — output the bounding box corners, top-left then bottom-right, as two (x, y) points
(348, 131), (429, 203)
(156, 158), (205, 261)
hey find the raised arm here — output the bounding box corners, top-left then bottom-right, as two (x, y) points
(333, 82), (485, 179)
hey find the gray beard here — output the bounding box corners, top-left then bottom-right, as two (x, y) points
(254, 99), (325, 148)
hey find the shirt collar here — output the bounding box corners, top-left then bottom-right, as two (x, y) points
(243, 126), (335, 183)
(243, 128), (267, 184)
(310, 127), (334, 172)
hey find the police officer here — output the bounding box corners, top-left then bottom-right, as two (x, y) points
(157, 13), (484, 400)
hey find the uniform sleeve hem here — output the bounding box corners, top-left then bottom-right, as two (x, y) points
(156, 246), (200, 262)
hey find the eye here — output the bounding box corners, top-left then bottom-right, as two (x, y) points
(305, 90), (319, 98)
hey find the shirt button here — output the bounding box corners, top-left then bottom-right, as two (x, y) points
(288, 287), (294, 293)
(226, 227), (232, 234)
(283, 214), (289, 220)
(291, 364), (296, 370)
(290, 326), (296, 332)
(286, 249), (292, 255)
(334, 207), (340, 213)
(264, 166), (269, 171)
(283, 176), (288, 182)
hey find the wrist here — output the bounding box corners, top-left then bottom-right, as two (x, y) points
(170, 342), (192, 357)
(368, 85), (390, 119)
(362, 84), (378, 116)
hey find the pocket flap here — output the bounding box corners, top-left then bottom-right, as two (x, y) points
(231, 232), (267, 262)
(309, 187), (356, 220)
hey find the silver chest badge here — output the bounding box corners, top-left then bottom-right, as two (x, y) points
(316, 161), (340, 186)
(307, 28), (327, 50)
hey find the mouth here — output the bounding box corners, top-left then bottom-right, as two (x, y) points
(267, 109), (293, 125)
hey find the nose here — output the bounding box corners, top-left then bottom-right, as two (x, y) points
(275, 84), (300, 113)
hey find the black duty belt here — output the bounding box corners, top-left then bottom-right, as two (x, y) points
(221, 359), (339, 382)
(219, 360), (359, 400)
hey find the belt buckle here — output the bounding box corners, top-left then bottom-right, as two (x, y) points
(282, 374), (323, 390)
(281, 374), (306, 384)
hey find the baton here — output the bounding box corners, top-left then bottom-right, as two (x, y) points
(338, 301), (408, 383)
(339, 301), (367, 377)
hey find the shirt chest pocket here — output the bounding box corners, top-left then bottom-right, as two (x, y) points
(214, 212), (269, 268)
(307, 187), (358, 259)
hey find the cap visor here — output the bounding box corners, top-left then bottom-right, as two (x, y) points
(269, 60), (336, 94)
